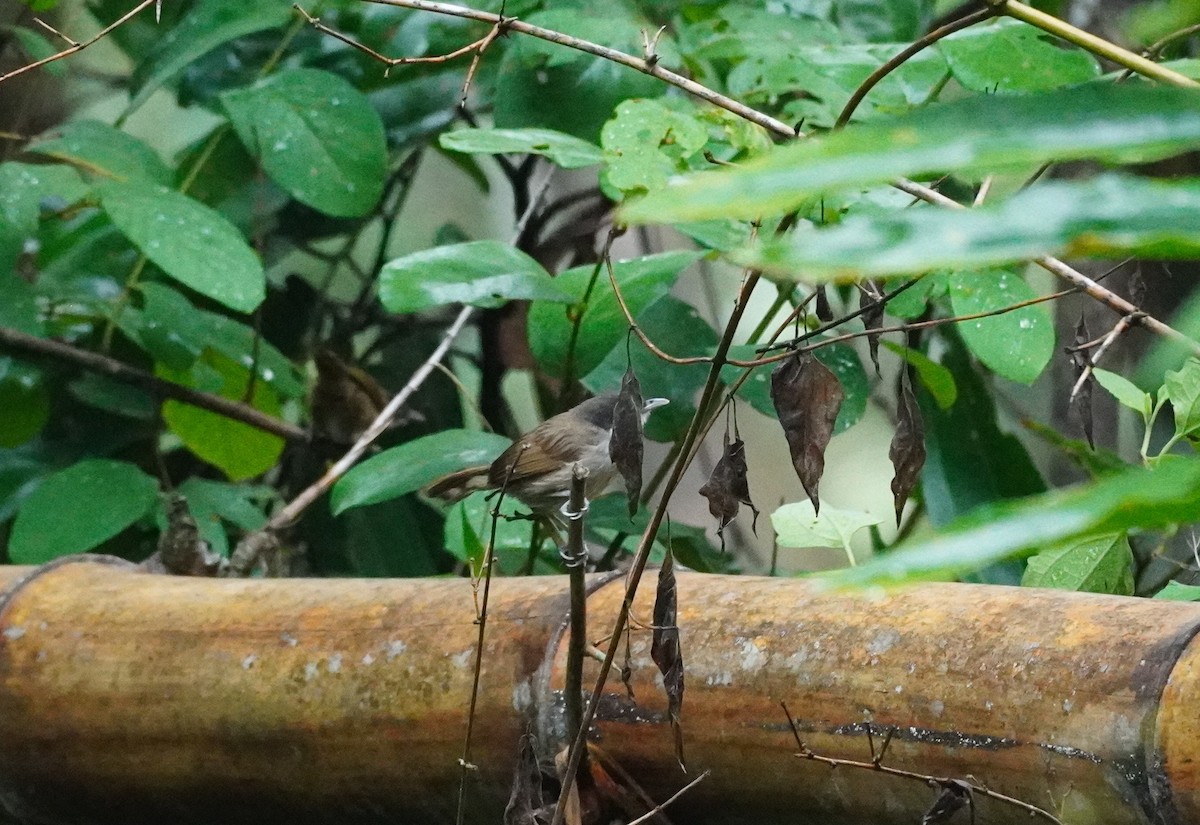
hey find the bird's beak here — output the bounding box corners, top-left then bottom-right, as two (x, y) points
(643, 397), (670, 414)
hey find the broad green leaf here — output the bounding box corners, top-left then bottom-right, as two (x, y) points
(4, 25), (65, 76)
(723, 343), (868, 435)
(493, 7), (669, 142)
(439, 127), (603, 169)
(949, 269), (1054, 384)
(621, 85), (1200, 224)
(0, 161), (88, 236)
(675, 220), (756, 252)
(918, 336), (1045, 527)
(0, 359), (49, 447)
(127, 0), (292, 114)
(529, 250), (701, 379)
(1164, 358), (1200, 438)
(221, 69), (387, 218)
(1093, 368), (1152, 418)
(727, 40), (946, 128)
(175, 477), (270, 557)
(68, 373), (156, 420)
(0, 271), (42, 336)
(881, 341), (957, 408)
(1021, 419), (1127, 478)
(332, 429), (512, 514)
(833, 0), (925, 42)
(9, 459), (159, 563)
(937, 19), (1100, 93)
(379, 240), (569, 313)
(600, 99), (709, 197)
(739, 176), (1200, 278)
(98, 179), (265, 313)
(1021, 532), (1134, 595)
(27, 120), (171, 184)
(136, 283), (303, 397)
(827, 455), (1200, 587)
(772, 498), (880, 558)
(582, 297), (717, 441)
(1156, 581), (1200, 601)
(341, 499), (441, 577)
(444, 490), (549, 575)
(158, 352), (285, 481)
(678, 5), (839, 63)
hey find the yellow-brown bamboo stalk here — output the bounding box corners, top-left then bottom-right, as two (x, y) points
(2, 557), (1199, 824)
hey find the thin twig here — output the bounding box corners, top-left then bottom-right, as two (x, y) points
(624, 770), (712, 825)
(1068, 312), (1144, 403)
(0, 0), (158, 83)
(262, 305), (475, 531)
(835, 6), (997, 128)
(780, 703), (1064, 825)
(0, 325), (305, 442)
(562, 466), (592, 789)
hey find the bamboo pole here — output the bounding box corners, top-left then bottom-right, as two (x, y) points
(2, 557), (1200, 824)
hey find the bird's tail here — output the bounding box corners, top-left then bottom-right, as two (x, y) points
(424, 465), (491, 503)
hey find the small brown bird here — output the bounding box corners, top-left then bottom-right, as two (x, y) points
(426, 393), (668, 517)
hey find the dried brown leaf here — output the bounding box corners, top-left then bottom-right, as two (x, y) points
(770, 351), (844, 515)
(860, 280), (884, 377)
(504, 733), (546, 825)
(1071, 314), (1094, 449)
(922, 779), (972, 824)
(141, 495), (223, 576)
(889, 370), (926, 527)
(698, 435), (759, 551)
(610, 367), (645, 518)
(651, 549), (686, 772)
(815, 285), (833, 322)
(1128, 264), (1146, 308)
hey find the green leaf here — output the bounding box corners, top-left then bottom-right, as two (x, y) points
(1164, 357), (1200, 439)
(0, 359), (49, 447)
(723, 343), (868, 435)
(621, 85), (1200, 224)
(881, 341), (957, 408)
(443, 490), (546, 575)
(529, 250), (701, 379)
(0, 161), (88, 236)
(1155, 581), (1200, 601)
(4, 24), (65, 76)
(833, 0), (925, 42)
(600, 99), (709, 197)
(937, 19), (1100, 93)
(135, 282), (303, 397)
(827, 456), (1200, 587)
(949, 269), (1054, 384)
(158, 352), (285, 481)
(918, 336), (1045, 527)
(98, 179), (265, 313)
(439, 127), (603, 169)
(582, 297), (717, 441)
(379, 240), (569, 313)
(175, 477), (270, 557)
(739, 175), (1200, 278)
(332, 429), (512, 514)
(221, 68), (387, 218)
(1093, 368), (1152, 418)
(27, 120), (171, 184)
(772, 498), (880, 557)
(1021, 532), (1134, 595)
(0, 271), (42, 336)
(68, 373), (156, 420)
(9, 459), (159, 563)
(127, 0), (292, 114)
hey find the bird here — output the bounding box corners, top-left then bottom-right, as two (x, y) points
(425, 393), (668, 519)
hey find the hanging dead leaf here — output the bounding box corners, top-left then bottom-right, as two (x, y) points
(860, 280), (885, 377)
(141, 495), (223, 576)
(922, 779), (972, 824)
(610, 366), (645, 518)
(620, 625), (635, 700)
(889, 369), (926, 527)
(503, 734), (546, 825)
(1128, 264), (1146, 308)
(770, 351), (844, 515)
(651, 548), (686, 772)
(1070, 314), (1094, 449)
(815, 285), (833, 322)
(698, 435), (760, 551)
